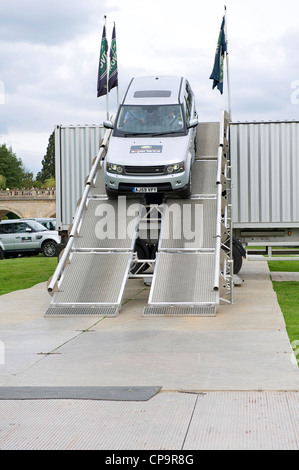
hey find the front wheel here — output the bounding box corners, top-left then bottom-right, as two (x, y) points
(130, 238), (150, 274)
(178, 172), (192, 199)
(42, 241), (57, 258)
(105, 187), (118, 199)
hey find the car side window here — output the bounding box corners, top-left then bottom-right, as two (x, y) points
(14, 223), (30, 233)
(0, 223), (13, 234)
(184, 96), (190, 123)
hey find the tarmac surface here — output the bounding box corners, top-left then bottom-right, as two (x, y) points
(0, 259), (299, 450)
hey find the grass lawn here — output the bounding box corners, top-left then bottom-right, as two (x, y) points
(268, 260), (299, 360)
(0, 255), (58, 296)
(268, 260), (299, 273)
(271, 281), (299, 345)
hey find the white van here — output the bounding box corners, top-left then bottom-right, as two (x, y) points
(103, 76), (198, 198)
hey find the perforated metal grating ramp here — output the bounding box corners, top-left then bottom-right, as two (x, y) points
(195, 122), (220, 158)
(74, 198), (140, 251)
(142, 306), (216, 317)
(158, 199), (217, 251)
(44, 306), (119, 317)
(192, 160), (218, 196)
(148, 253), (219, 306)
(50, 252), (132, 306)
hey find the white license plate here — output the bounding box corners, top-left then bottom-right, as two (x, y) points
(133, 187), (158, 193)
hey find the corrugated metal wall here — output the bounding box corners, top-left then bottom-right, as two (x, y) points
(55, 125), (105, 231)
(230, 121), (299, 227)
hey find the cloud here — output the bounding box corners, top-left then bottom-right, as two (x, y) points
(1, 0), (299, 175)
(0, 0), (98, 45)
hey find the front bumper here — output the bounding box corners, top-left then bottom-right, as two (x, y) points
(104, 172), (189, 194)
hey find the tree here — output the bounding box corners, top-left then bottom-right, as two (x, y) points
(21, 170), (35, 189)
(36, 131), (55, 183)
(0, 174), (6, 189)
(0, 144), (24, 188)
(44, 177), (55, 189)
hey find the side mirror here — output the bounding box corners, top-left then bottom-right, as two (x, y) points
(103, 120), (114, 129)
(188, 118), (199, 129)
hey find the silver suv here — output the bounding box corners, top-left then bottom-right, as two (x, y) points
(0, 219), (61, 259)
(103, 75), (198, 198)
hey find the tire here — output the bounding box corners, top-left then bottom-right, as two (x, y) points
(130, 238), (150, 274)
(233, 243), (243, 275)
(178, 172), (192, 199)
(42, 241), (57, 258)
(0, 248), (4, 260)
(106, 187), (118, 199)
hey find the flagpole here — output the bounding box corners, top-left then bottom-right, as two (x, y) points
(105, 16), (109, 120)
(114, 22), (119, 107)
(224, 5), (232, 120)
(108, 22), (119, 109)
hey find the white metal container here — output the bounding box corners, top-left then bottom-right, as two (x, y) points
(230, 121), (299, 228)
(55, 124), (105, 231)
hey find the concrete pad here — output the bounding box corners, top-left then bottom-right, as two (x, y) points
(0, 259), (298, 391)
(1, 259), (299, 450)
(0, 391), (298, 450)
(271, 272), (299, 282)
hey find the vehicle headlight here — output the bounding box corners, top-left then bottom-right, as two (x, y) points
(166, 162), (185, 174)
(106, 162), (124, 174)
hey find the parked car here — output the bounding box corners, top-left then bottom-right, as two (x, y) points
(0, 219), (61, 259)
(103, 75), (198, 198)
(33, 218), (56, 231)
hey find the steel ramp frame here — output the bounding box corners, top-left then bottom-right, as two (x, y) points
(46, 251), (134, 317)
(144, 197), (220, 317)
(46, 196), (142, 317)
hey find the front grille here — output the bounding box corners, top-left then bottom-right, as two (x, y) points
(124, 165), (165, 175)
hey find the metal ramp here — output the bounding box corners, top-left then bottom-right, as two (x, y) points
(143, 112), (233, 317)
(46, 130), (142, 317)
(45, 196), (141, 317)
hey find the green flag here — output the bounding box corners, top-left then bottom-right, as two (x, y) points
(97, 24), (108, 97)
(210, 16), (227, 94)
(108, 24), (118, 92)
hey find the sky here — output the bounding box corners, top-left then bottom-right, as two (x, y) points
(1, 0), (299, 176)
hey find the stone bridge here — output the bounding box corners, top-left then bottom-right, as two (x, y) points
(0, 189), (56, 219)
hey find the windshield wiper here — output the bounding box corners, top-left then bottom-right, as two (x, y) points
(123, 131), (183, 138)
(123, 132), (154, 137)
(149, 131), (185, 137)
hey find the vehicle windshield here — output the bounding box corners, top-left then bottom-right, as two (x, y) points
(27, 220), (48, 231)
(113, 105), (186, 137)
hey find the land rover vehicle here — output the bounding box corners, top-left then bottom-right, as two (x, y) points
(103, 75), (198, 198)
(0, 219), (61, 259)
(34, 218), (56, 230)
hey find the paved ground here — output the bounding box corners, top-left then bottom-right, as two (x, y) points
(0, 259), (299, 450)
